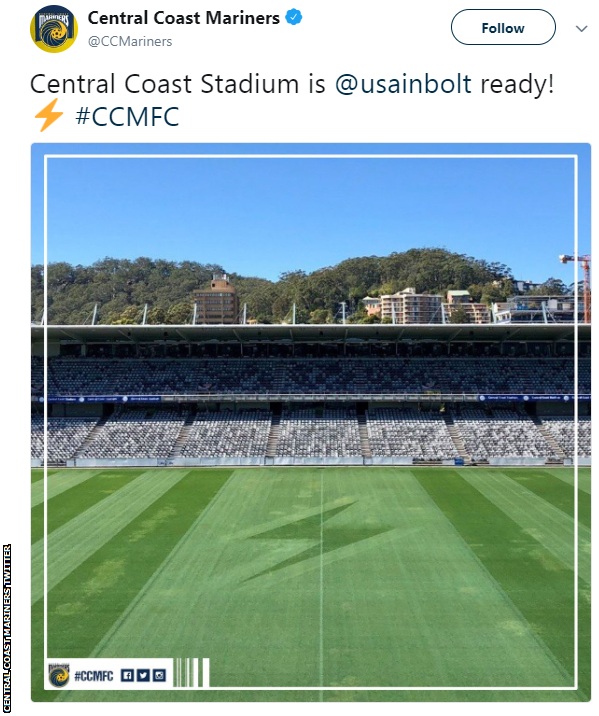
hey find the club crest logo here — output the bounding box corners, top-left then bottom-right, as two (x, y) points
(31, 5), (78, 53)
(48, 664), (70, 687)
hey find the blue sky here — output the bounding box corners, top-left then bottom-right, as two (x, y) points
(32, 144), (589, 286)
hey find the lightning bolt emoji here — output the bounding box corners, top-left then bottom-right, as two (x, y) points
(35, 98), (63, 132)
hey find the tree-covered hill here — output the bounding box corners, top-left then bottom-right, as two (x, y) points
(30, 248), (563, 325)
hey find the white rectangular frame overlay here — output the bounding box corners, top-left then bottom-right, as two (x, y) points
(42, 152), (580, 691)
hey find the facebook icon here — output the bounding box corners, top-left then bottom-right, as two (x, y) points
(121, 669), (134, 682)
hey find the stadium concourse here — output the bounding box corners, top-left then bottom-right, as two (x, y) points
(31, 323), (591, 468)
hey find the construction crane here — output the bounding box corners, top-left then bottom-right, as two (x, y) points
(559, 254), (591, 323)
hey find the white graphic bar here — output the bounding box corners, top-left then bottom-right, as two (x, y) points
(202, 658), (210, 688)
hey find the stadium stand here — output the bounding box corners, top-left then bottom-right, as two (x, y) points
(46, 357), (278, 396)
(31, 416), (98, 463)
(579, 360), (591, 393)
(31, 356), (43, 396)
(541, 417), (592, 458)
(31, 324), (591, 466)
(276, 409), (362, 457)
(181, 410), (272, 458)
(367, 409), (458, 460)
(41, 356), (589, 396)
(78, 408), (185, 459)
(453, 408), (557, 461)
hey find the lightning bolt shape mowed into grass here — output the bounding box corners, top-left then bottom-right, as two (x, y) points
(244, 502), (394, 581)
(35, 98), (62, 131)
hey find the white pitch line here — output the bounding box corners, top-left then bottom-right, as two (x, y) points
(202, 658), (210, 688)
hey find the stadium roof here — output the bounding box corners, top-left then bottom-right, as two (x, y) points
(32, 323), (590, 344)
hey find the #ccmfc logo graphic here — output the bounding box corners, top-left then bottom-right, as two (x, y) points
(31, 5), (78, 53)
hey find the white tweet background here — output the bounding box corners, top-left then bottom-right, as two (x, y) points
(1, 1), (597, 713)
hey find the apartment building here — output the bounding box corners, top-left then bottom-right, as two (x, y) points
(380, 288), (443, 324)
(192, 273), (239, 324)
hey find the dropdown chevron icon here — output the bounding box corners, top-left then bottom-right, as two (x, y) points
(576, 25), (588, 32)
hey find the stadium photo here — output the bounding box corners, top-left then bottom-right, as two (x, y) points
(31, 144), (591, 702)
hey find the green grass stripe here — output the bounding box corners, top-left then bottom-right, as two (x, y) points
(321, 469), (571, 689)
(31, 599), (50, 703)
(505, 468), (591, 530)
(31, 469), (142, 545)
(31, 467), (589, 703)
(92, 467), (571, 688)
(32, 469), (45, 484)
(415, 470), (576, 687)
(92, 468), (323, 683)
(53, 689), (582, 704)
(32, 468), (66, 484)
(578, 577), (591, 701)
(31, 469), (192, 604)
(458, 469), (590, 585)
(44, 470), (231, 661)
(547, 467), (591, 496)
(31, 469), (104, 509)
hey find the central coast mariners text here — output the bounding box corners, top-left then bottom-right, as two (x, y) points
(88, 10), (280, 25)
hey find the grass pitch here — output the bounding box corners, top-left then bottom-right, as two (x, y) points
(32, 466), (590, 701)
